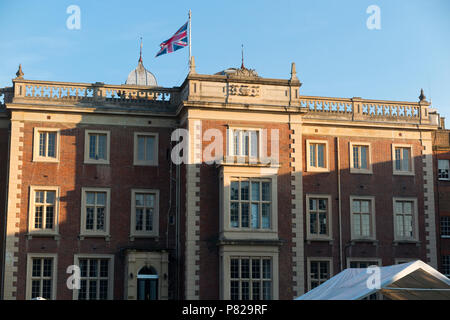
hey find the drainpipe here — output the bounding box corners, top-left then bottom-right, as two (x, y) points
(337, 137), (343, 271)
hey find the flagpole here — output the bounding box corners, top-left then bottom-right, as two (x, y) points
(188, 9), (192, 67)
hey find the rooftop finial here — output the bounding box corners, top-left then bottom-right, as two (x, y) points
(290, 62), (298, 81)
(139, 37), (143, 63)
(419, 88), (427, 102)
(241, 44), (245, 69)
(15, 64), (24, 79)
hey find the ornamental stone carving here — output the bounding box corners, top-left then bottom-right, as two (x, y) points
(229, 84), (260, 97)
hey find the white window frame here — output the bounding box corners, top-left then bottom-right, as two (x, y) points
(130, 189), (160, 239)
(349, 142), (372, 174)
(306, 140), (329, 172)
(80, 187), (111, 238)
(32, 128), (60, 163)
(393, 197), (419, 242)
(133, 132), (159, 166)
(72, 254), (115, 300)
(441, 216), (450, 238)
(84, 130), (110, 164)
(438, 159), (450, 181)
(27, 186), (60, 237)
(220, 166), (279, 241)
(350, 196), (377, 241)
(392, 144), (414, 176)
(227, 127), (262, 162)
(307, 257), (333, 292)
(26, 253), (58, 300)
(305, 194), (333, 241)
(220, 245), (279, 300)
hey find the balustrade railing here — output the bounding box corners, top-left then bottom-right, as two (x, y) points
(300, 95), (428, 123)
(11, 79), (180, 107)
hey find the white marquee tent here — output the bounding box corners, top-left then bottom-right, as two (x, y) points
(295, 260), (450, 300)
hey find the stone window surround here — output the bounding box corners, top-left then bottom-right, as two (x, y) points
(32, 127), (60, 163)
(219, 245), (279, 300)
(349, 141), (373, 174)
(72, 254), (115, 300)
(26, 253), (58, 300)
(133, 132), (159, 166)
(306, 257), (333, 292)
(306, 139), (330, 172)
(392, 143), (415, 176)
(349, 195), (377, 241)
(27, 186), (60, 238)
(392, 197), (419, 242)
(305, 194), (333, 241)
(219, 165), (279, 241)
(129, 189), (160, 240)
(84, 129), (111, 165)
(80, 187), (111, 239)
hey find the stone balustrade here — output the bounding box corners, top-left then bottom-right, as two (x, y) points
(300, 95), (430, 124)
(9, 79), (180, 107)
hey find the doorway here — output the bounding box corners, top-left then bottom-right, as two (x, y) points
(137, 266), (159, 300)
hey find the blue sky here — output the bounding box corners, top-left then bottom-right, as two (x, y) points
(0, 0), (449, 125)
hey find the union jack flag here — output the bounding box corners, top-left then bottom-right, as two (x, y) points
(155, 21), (188, 57)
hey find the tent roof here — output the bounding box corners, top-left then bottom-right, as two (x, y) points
(295, 260), (450, 300)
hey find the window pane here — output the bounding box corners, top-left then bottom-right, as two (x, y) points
(362, 214), (370, 236)
(47, 132), (56, 158)
(317, 144), (325, 167)
(352, 200), (360, 213)
(136, 208), (143, 231)
(97, 134), (107, 160)
(86, 192), (95, 205)
(86, 207), (94, 230)
(263, 281), (271, 299)
(353, 214), (361, 236)
(39, 133), (46, 157)
(241, 281), (249, 300)
(233, 130), (240, 155)
(250, 131), (258, 157)
(89, 260), (98, 277)
(135, 194), (144, 206)
(89, 134), (96, 159)
(230, 202), (239, 228)
(145, 136), (155, 161)
(241, 203), (249, 228)
(45, 206), (54, 229)
(230, 259), (239, 279)
(230, 181), (239, 201)
(230, 281), (239, 300)
(46, 191), (55, 204)
(361, 201), (370, 213)
(403, 202), (412, 214)
(137, 136), (145, 161)
(252, 259), (260, 279)
(100, 260), (109, 278)
(262, 203), (270, 229)
(43, 259), (52, 277)
(319, 199), (327, 211)
(32, 259), (42, 277)
(96, 208), (105, 230)
(145, 194), (154, 207)
(145, 208), (153, 231)
(96, 192), (106, 206)
(353, 146), (359, 169)
(36, 191), (44, 203)
(262, 259), (271, 279)
(241, 181), (249, 200)
(251, 203), (259, 229)
(261, 182), (270, 201)
(241, 259), (250, 279)
(310, 212), (317, 234)
(35, 206), (43, 229)
(319, 213), (327, 235)
(252, 282), (260, 300)
(395, 148), (401, 170)
(251, 182), (260, 201)
(402, 148), (410, 171)
(243, 132), (249, 156)
(361, 146), (368, 169)
(310, 144), (316, 167)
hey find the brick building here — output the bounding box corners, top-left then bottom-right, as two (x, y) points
(0, 57), (444, 300)
(432, 121), (450, 278)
